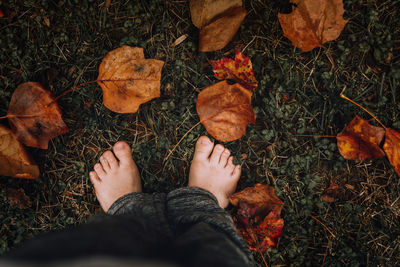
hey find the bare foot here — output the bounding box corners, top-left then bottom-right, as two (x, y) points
(89, 141), (141, 212)
(188, 136), (241, 208)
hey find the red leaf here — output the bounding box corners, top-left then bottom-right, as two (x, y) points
(383, 128), (400, 176)
(230, 184), (284, 252)
(211, 51), (258, 90)
(336, 116), (385, 161)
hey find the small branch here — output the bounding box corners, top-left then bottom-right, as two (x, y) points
(295, 134), (336, 138)
(164, 121), (201, 161)
(322, 237), (331, 267)
(340, 86), (387, 130)
(306, 213), (336, 238)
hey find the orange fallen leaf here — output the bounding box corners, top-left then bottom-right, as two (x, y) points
(278, 0), (348, 52)
(199, 7), (246, 52)
(337, 116), (385, 161)
(189, 0), (242, 28)
(230, 184), (284, 252)
(196, 81), (255, 142)
(7, 82), (69, 149)
(0, 124), (39, 179)
(0, 9), (4, 17)
(4, 188), (32, 209)
(211, 51), (258, 90)
(383, 128), (400, 176)
(97, 46), (165, 113)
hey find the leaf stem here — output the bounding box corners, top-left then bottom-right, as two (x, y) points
(340, 86), (387, 130)
(164, 121), (201, 161)
(53, 80), (98, 102)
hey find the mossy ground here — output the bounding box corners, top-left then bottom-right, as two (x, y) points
(1, 0), (400, 266)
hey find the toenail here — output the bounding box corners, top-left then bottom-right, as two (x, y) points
(223, 150), (230, 154)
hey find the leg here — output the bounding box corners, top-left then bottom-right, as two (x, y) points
(167, 136), (254, 266)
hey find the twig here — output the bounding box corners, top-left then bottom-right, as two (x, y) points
(164, 121), (201, 161)
(322, 237), (331, 267)
(340, 86), (387, 130)
(306, 213), (336, 238)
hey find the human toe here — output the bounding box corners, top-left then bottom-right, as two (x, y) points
(103, 151), (118, 169)
(210, 144), (225, 165)
(89, 171), (101, 183)
(99, 155), (110, 172)
(226, 156), (235, 172)
(219, 149), (230, 166)
(193, 136), (214, 161)
(113, 141), (133, 165)
(232, 165), (241, 180)
(94, 163), (106, 177)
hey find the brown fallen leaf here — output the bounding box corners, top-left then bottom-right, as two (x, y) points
(189, 0), (242, 28)
(383, 128), (400, 176)
(337, 116), (385, 161)
(43, 16), (50, 27)
(211, 50), (258, 90)
(0, 8), (4, 17)
(97, 46), (165, 113)
(199, 7), (247, 52)
(8, 82), (69, 149)
(4, 188), (32, 209)
(321, 181), (340, 203)
(196, 81), (255, 142)
(278, 0), (348, 52)
(230, 184), (284, 252)
(0, 124), (39, 179)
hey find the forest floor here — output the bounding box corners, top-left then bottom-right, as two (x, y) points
(1, 0), (400, 266)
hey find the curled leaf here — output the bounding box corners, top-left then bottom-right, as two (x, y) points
(321, 181), (340, 203)
(230, 184), (284, 252)
(196, 81), (255, 142)
(211, 51), (257, 90)
(199, 7), (246, 52)
(0, 124), (39, 179)
(4, 188), (32, 209)
(383, 128), (400, 176)
(278, 0), (348, 52)
(97, 46), (165, 113)
(8, 82), (68, 149)
(189, 0), (242, 28)
(337, 116), (385, 161)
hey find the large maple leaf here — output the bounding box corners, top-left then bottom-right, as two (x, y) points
(196, 81), (255, 142)
(7, 82), (68, 149)
(97, 46), (165, 113)
(278, 0), (348, 52)
(229, 184), (284, 252)
(211, 51), (258, 90)
(336, 116), (385, 161)
(0, 124), (39, 179)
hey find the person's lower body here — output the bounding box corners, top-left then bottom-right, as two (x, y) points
(2, 137), (254, 267)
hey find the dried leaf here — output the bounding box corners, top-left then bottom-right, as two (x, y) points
(43, 16), (50, 27)
(189, 0), (242, 28)
(0, 9), (4, 17)
(196, 81), (255, 142)
(5, 188), (32, 209)
(97, 46), (164, 113)
(278, 0), (348, 52)
(230, 184), (284, 252)
(0, 125), (39, 179)
(383, 128), (400, 176)
(321, 181), (340, 203)
(211, 51), (258, 90)
(171, 34), (188, 47)
(199, 7), (246, 52)
(8, 82), (69, 149)
(337, 116), (385, 161)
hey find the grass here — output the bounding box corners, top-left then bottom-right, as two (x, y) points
(0, 0), (400, 265)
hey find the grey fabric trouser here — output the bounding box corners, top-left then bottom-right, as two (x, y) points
(3, 187), (254, 267)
